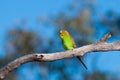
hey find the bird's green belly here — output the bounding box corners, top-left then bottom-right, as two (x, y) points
(63, 42), (73, 50)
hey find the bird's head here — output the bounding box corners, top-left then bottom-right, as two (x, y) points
(59, 30), (70, 38)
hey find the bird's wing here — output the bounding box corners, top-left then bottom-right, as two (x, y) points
(70, 36), (76, 48)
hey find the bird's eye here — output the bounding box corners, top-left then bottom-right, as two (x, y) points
(60, 33), (64, 36)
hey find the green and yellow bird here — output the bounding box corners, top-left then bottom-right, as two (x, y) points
(59, 30), (87, 70)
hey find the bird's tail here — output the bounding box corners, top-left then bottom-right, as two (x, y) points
(77, 56), (87, 70)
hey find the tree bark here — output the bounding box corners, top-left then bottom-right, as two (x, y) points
(0, 33), (120, 79)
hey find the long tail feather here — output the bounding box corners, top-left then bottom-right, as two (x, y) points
(77, 56), (87, 70)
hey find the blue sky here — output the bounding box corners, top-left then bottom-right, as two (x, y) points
(0, 0), (72, 26)
(0, 0), (73, 57)
(96, 0), (120, 13)
(0, 0), (120, 79)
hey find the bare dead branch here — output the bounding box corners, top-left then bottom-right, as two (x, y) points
(98, 33), (111, 43)
(0, 33), (120, 79)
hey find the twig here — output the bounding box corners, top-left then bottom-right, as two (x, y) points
(98, 33), (111, 43)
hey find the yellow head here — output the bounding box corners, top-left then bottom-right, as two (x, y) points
(59, 30), (70, 38)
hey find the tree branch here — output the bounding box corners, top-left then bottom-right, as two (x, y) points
(98, 33), (111, 43)
(0, 33), (120, 79)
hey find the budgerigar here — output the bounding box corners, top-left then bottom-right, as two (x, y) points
(59, 30), (87, 70)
